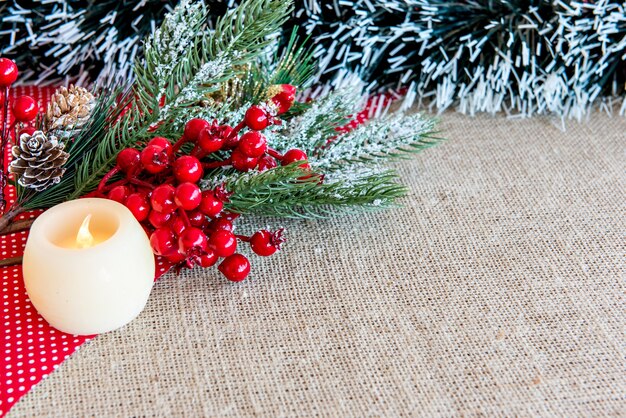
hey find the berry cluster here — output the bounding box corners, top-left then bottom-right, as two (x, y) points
(98, 84), (306, 282)
(0, 58), (39, 126)
(0, 58), (39, 211)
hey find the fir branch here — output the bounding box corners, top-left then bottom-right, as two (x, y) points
(224, 164), (407, 219)
(142, 0), (294, 134)
(69, 101), (142, 201)
(234, 29), (317, 106)
(208, 0), (292, 61)
(271, 86), (364, 152)
(313, 112), (441, 170)
(268, 29), (316, 89)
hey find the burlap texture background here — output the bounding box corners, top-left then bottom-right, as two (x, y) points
(8, 113), (625, 417)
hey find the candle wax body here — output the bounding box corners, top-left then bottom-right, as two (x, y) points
(23, 198), (156, 335)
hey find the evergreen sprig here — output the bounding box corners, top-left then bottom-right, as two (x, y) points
(10, 0), (441, 222)
(315, 113), (441, 170)
(16, 0), (293, 211)
(224, 164), (407, 218)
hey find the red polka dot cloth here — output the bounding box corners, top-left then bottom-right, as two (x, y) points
(0, 86), (172, 417)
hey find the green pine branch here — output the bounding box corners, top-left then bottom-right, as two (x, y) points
(313, 112), (442, 170)
(269, 30), (316, 89)
(11, 0), (443, 223)
(224, 164), (407, 219)
(232, 29), (317, 108)
(18, 0), (294, 211)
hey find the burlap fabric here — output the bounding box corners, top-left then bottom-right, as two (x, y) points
(8, 113), (625, 417)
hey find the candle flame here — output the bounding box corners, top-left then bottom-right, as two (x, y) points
(76, 214), (95, 249)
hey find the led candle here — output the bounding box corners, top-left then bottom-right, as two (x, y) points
(23, 198), (155, 335)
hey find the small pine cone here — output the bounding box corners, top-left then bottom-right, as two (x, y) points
(9, 131), (69, 192)
(44, 85), (95, 135)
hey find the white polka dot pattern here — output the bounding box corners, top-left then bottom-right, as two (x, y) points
(0, 86), (172, 416)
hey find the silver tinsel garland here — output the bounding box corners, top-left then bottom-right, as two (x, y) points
(0, 0), (177, 85)
(296, 0), (626, 119)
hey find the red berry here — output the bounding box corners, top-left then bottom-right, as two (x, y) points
(198, 249), (218, 268)
(140, 144), (170, 174)
(257, 155), (277, 171)
(148, 210), (173, 229)
(244, 105), (269, 131)
(107, 185), (130, 203)
(178, 227), (208, 255)
(165, 251), (186, 264)
(231, 149), (258, 172)
(281, 148), (310, 169)
(147, 137), (173, 156)
(183, 118), (210, 142)
(209, 218), (233, 232)
(279, 84), (296, 98)
(271, 84), (296, 115)
(209, 230), (237, 257)
(17, 126), (36, 138)
(0, 58), (18, 87)
(238, 131), (267, 158)
(197, 127), (225, 154)
(174, 182), (202, 210)
(199, 191), (223, 218)
(187, 209), (208, 228)
(125, 193), (150, 221)
(173, 155), (203, 183)
(12, 96), (38, 122)
(250, 230), (283, 256)
(218, 254), (250, 282)
(218, 125), (234, 140)
(117, 148), (141, 173)
(150, 228), (177, 256)
(170, 216), (187, 236)
(150, 184), (177, 214)
(272, 95), (291, 115)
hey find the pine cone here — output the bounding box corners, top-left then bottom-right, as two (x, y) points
(9, 131), (69, 192)
(44, 85), (95, 135)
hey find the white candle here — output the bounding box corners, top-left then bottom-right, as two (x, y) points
(23, 198), (155, 335)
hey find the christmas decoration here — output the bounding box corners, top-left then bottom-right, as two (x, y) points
(0, 0), (440, 235)
(22, 198), (155, 336)
(2, 1), (625, 118)
(0, 0), (179, 85)
(0, 0), (441, 410)
(0, 58), (39, 212)
(0, 88), (174, 410)
(44, 85), (96, 136)
(9, 131), (69, 192)
(93, 90), (316, 280)
(289, 0), (626, 119)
